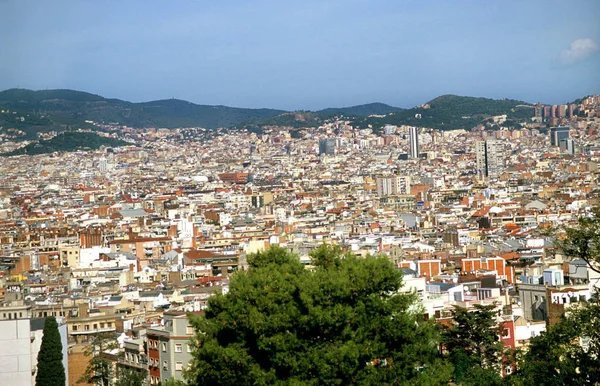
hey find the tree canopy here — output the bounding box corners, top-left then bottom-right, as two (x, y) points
(78, 332), (119, 386)
(35, 316), (66, 386)
(555, 207), (600, 274)
(443, 304), (505, 385)
(187, 245), (451, 385)
(513, 293), (600, 385)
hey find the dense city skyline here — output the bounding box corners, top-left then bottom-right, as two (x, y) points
(2, 0), (599, 110)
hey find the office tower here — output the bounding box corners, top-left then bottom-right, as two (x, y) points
(560, 138), (575, 155)
(476, 139), (504, 179)
(319, 138), (335, 156)
(551, 105), (557, 118)
(550, 127), (570, 147)
(409, 127), (419, 159)
(99, 157), (108, 172)
(568, 104), (575, 118)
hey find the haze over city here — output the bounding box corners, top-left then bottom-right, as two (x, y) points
(1, 0), (599, 110)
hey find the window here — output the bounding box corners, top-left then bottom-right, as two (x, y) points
(176, 362), (183, 371)
(187, 344), (192, 353)
(175, 344), (182, 353)
(126, 353), (130, 361)
(502, 329), (510, 338)
(163, 360), (168, 369)
(153, 341), (158, 348)
(162, 343), (167, 352)
(186, 326), (194, 335)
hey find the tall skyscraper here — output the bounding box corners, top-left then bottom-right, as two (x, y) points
(476, 139), (504, 179)
(409, 127), (419, 159)
(99, 157), (108, 172)
(318, 138), (335, 156)
(560, 138), (575, 155)
(550, 127), (570, 147)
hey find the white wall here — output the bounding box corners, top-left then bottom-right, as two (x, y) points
(0, 319), (33, 386)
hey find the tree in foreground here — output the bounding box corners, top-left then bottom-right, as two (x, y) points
(36, 316), (66, 386)
(78, 332), (119, 386)
(555, 206), (600, 274)
(443, 304), (505, 385)
(187, 245), (452, 385)
(115, 367), (147, 386)
(512, 292), (600, 386)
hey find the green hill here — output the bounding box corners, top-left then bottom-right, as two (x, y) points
(351, 94), (534, 132)
(239, 103), (403, 132)
(0, 89), (539, 136)
(316, 102), (404, 118)
(2, 131), (131, 156)
(0, 88), (285, 137)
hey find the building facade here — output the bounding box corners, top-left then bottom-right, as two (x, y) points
(409, 127), (419, 159)
(476, 139), (504, 179)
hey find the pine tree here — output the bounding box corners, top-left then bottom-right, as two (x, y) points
(36, 316), (66, 386)
(187, 245), (452, 385)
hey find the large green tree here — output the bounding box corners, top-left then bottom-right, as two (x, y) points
(555, 206), (600, 274)
(512, 293), (600, 385)
(443, 304), (504, 385)
(78, 332), (118, 386)
(187, 245), (452, 385)
(115, 367), (147, 386)
(36, 316), (66, 386)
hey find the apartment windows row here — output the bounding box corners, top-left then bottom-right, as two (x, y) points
(71, 321), (113, 331)
(124, 352), (143, 364)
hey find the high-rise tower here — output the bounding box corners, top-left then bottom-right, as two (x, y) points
(409, 127), (419, 159)
(476, 139), (504, 179)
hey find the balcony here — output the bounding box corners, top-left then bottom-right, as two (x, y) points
(70, 326), (116, 335)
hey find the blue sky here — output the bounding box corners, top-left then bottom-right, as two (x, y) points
(1, 0), (599, 110)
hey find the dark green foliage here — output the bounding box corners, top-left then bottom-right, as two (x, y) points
(443, 304), (504, 384)
(158, 378), (187, 386)
(187, 245), (452, 385)
(116, 367), (147, 386)
(0, 88), (284, 132)
(511, 293), (600, 385)
(316, 102), (403, 118)
(35, 317), (66, 386)
(78, 333), (119, 386)
(2, 131), (130, 156)
(352, 94), (533, 132)
(241, 103), (402, 130)
(555, 206), (600, 274)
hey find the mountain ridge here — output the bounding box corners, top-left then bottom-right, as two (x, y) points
(0, 88), (574, 137)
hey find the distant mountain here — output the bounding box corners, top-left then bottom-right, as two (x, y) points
(316, 102), (404, 118)
(238, 103), (404, 132)
(1, 131), (130, 156)
(0, 88), (285, 138)
(0, 89), (540, 137)
(352, 95), (534, 132)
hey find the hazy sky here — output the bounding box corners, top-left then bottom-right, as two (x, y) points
(1, 0), (599, 110)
